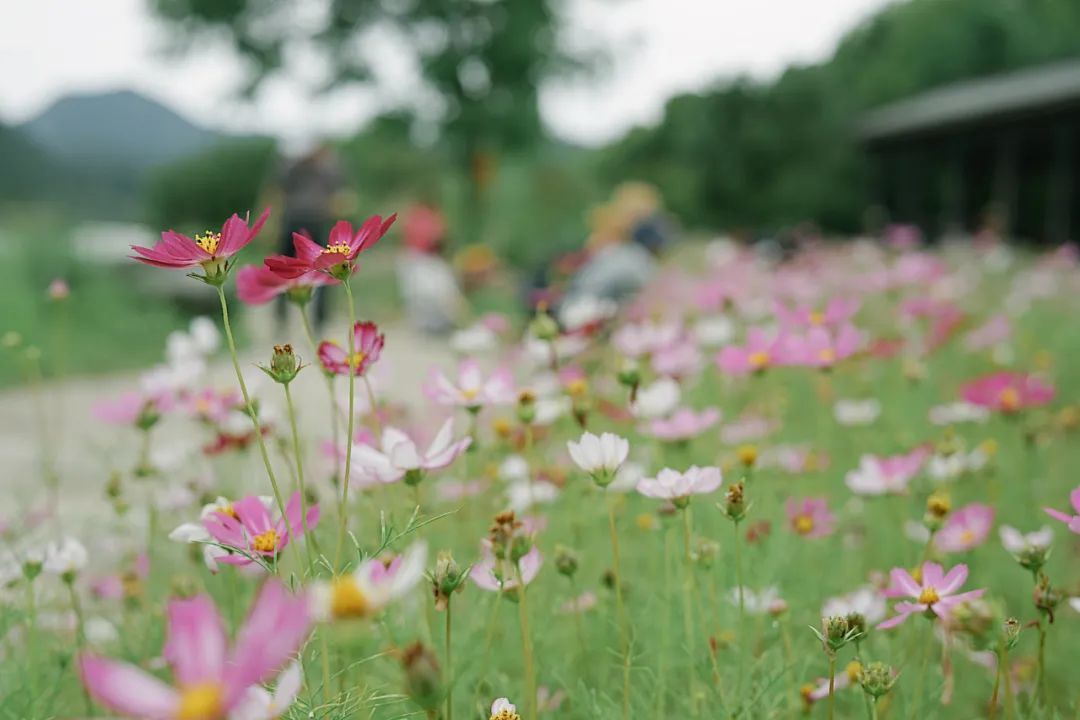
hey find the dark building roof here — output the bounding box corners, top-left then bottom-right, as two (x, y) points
(859, 59), (1080, 142)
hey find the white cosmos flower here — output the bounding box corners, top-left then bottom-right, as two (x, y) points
(310, 542), (427, 621)
(507, 480), (560, 513)
(833, 398), (881, 426)
(999, 525), (1052, 555)
(729, 586), (782, 614)
(822, 586), (886, 623)
(928, 401), (990, 426)
(630, 377), (681, 419)
(451, 323), (499, 354)
(566, 432), (629, 477)
(558, 295), (617, 332)
(693, 315), (736, 348)
(490, 697), (519, 720)
(637, 466), (723, 503)
(231, 661), (303, 720)
(43, 538), (88, 576)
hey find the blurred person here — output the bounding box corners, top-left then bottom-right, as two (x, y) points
(274, 142), (354, 332)
(396, 203), (466, 334)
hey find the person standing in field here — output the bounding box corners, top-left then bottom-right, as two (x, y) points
(274, 143), (355, 332)
(396, 203), (466, 335)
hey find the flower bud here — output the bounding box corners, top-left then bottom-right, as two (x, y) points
(924, 490), (951, 531)
(858, 661), (897, 698)
(616, 359), (641, 392)
(1001, 617), (1021, 651)
(724, 481), (747, 522)
(517, 390), (537, 425)
(401, 642), (443, 712)
(529, 305), (560, 343)
(845, 612), (867, 639)
(694, 538), (721, 569)
(260, 344), (303, 384)
(1033, 573), (1062, 619)
(554, 545), (579, 578)
(48, 278), (70, 301)
(821, 615), (851, 654)
(285, 285), (313, 306)
(430, 551), (468, 611)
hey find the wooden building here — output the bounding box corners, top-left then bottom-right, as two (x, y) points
(860, 60), (1080, 243)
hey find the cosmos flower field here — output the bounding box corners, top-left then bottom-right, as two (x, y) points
(4, 213), (1080, 720)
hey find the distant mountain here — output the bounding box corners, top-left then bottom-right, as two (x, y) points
(18, 90), (222, 170)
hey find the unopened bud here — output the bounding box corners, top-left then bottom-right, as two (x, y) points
(736, 445), (758, 468)
(1, 331), (21, 349)
(48, 278), (70, 301)
(1033, 573), (1062, 619)
(1001, 617), (1021, 651)
(261, 344), (303, 384)
(517, 390), (537, 425)
(554, 545), (579, 578)
(401, 642), (443, 711)
(529, 306), (560, 343)
(858, 661), (897, 698)
(616, 359), (641, 391)
(924, 490), (951, 531)
(430, 551), (468, 611)
(695, 538), (721, 569)
(724, 481), (747, 522)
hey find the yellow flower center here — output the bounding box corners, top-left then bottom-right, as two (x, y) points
(748, 351), (770, 370)
(251, 529), (279, 553)
(217, 503), (239, 520)
(461, 387), (480, 401)
(809, 311), (826, 326)
(194, 231), (221, 255)
(998, 386), (1020, 412)
(918, 586), (940, 605)
(491, 711), (521, 720)
(176, 682), (225, 720)
(960, 529), (976, 545)
(793, 515), (814, 535)
(347, 351), (367, 370)
(330, 578), (371, 618)
(566, 379), (588, 398)
(817, 347), (836, 364)
(845, 660), (863, 683)
(323, 242), (352, 256)
(737, 445), (758, 467)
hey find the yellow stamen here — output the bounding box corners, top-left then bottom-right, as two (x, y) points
(323, 242), (352, 256)
(793, 515), (814, 535)
(176, 682), (224, 720)
(491, 710), (521, 720)
(194, 231), (221, 255)
(918, 586), (940, 605)
(809, 310), (826, 326)
(960, 529), (976, 545)
(845, 660), (863, 682)
(565, 378), (588, 398)
(217, 503), (238, 520)
(251, 529), (278, 553)
(998, 386), (1021, 412)
(748, 350), (770, 370)
(347, 351), (367, 370)
(330, 578), (371, 618)
(461, 387), (480, 401)
(817, 347), (836, 364)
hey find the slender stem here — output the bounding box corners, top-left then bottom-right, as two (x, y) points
(733, 520), (746, 701)
(868, 697), (879, 720)
(284, 383), (316, 573)
(827, 655), (836, 720)
(1002, 646), (1015, 720)
(681, 508), (698, 717)
(445, 599), (453, 720)
(568, 575), (589, 678)
(608, 502), (631, 720)
(988, 647), (1002, 719)
(1035, 619), (1047, 707)
(363, 376), (383, 436)
(320, 630), (333, 706)
(515, 564), (537, 720)
(333, 279), (358, 572)
(66, 580), (93, 714)
(25, 581), (39, 709)
(215, 285), (301, 579)
(297, 302), (347, 431)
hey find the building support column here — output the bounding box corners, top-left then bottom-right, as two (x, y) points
(992, 131), (1019, 238)
(1047, 124), (1073, 244)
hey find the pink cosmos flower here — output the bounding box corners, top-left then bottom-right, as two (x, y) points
(781, 324), (862, 369)
(612, 320), (682, 358)
(78, 580), (310, 719)
(786, 497), (835, 538)
(351, 418), (472, 485)
(844, 447), (929, 496)
(317, 321), (385, 376)
(235, 264), (334, 305)
(470, 545), (543, 594)
(92, 391), (172, 426)
(310, 542), (427, 620)
(185, 387), (242, 424)
(719, 414), (779, 445)
(203, 492), (319, 567)
(774, 297), (860, 330)
(651, 338), (703, 378)
(963, 314), (1011, 352)
(636, 466), (723, 504)
(878, 562), (986, 629)
(960, 372), (1054, 413)
(935, 503), (994, 552)
(423, 359), (516, 409)
(716, 327), (787, 375)
(647, 407), (721, 442)
(1044, 485), (1080, 534)
(264, 215), (396, 278)
(132, 209), (269, 272)
(48, 278), (70, 300)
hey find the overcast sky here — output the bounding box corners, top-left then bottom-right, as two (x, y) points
(0, 0), (892, 147)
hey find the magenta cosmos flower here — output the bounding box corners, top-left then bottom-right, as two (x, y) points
(264, 215), (396, 279)
(424, 359), (516, 409)
(317, 321), (385, 376)
(774, 297), (859, 330)
(786, 497), (835, 538)
(203, 491), (319, 567)
(878, 562), (985, 629)
(960, 371), (1054, 413)
(716, 327), (788, 375)
(132, 209), (269, 276)
(1045, 485), (1080, 534)
(79, 580), (310, 720)
(781, 324), (863, 369)
(936, 503), (994, 552)
(647, 407), (720, 442)
(235, 264), (335, 305)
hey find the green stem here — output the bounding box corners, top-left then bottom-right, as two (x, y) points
(1002, 646), (1015, 720)
(988, 647), (1001, 719)
(333, 279), (358, 572)
(515, 564), (537, 720)
(445, 599), (453, 720)
(297, 302), (347, 433)
(868, 697), (879, 720)
(66, 580), (93, 714)
(283, 383), (317, 574)
(681, 508), (698, 717)
(215, 284), (301, 580)
(609, 502), (631, 720)
(25, 581), (39, 710)
(733, 520), (746, 702)
(1035, 619), (1047, 708)
(827, 655), (836, 720)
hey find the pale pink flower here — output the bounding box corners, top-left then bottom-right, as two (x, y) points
(774, 297), (859, 330)
(651, 338), (703, 378)
(424, 359), (516, 409)
(317, 321), (384, 376)
(92, 391), (172, 426)
(878, 562), (985, 629)
(719, 414), (778, 444)
(647, 407), (720, 442)
(781, 324), (862, 369)
(845, 447), (929, 496)
(560, 591), (598, 614)
(612, 320), (682, 358)
(786, 497), (835, 538)
(78, 581), (310, 719)
(490, 698), (519, 720)
(963, 314), (1011, 352)
(716, 327), (787, 375)
(636, 466), (722, 504)
(936, 503), (994, 552)
(470, 545), (543, 593)
(1044, 485), (1080, 534)
(351, 419), (472, 485)
(310, 542), (427, 621)
(230, 661), (303, 720)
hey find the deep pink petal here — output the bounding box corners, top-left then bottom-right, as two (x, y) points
(79, 654), (179, 718)
(164, 594), (227, 686)
(226, 580), (311, 706)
